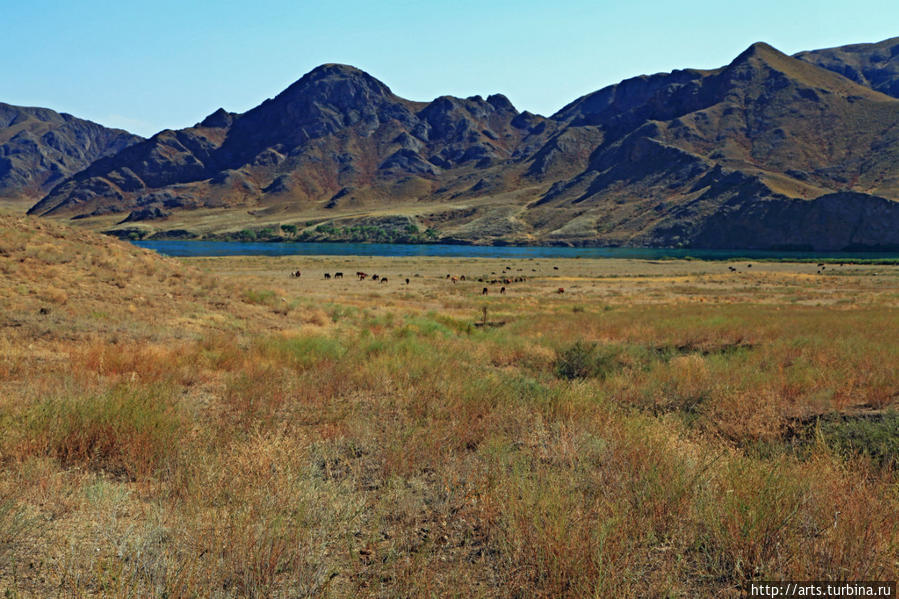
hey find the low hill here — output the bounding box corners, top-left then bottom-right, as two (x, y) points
(0, 215), (292, 349)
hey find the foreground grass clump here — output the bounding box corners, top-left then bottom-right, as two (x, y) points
(1, 231), (897, 597)
(553, 340), (620, 380)
(812, 411), (899, 469)
(9, 384), (183, 480)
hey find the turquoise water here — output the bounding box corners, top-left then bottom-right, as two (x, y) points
(131, 240), (899, 261)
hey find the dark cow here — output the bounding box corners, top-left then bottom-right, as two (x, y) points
(334, 272), (343, 279)
(324, 273), (331, 279)
(372, 274), (379, 281)
(500, 287), (506, 294)
(380, 277), (388, 284)
(405, 278), (410, 285)
(557, 287), (565, 294)
(290, 270), (301, 278)
(482, 287), (488, 295)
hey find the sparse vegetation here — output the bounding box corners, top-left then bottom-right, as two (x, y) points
(0, 215), (897, 597)
(295, 221), (439, 243)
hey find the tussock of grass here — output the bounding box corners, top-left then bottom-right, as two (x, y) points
(812, 411), (899, 469)
(10, 384), (183, 480)
(554, 340), (620, 380)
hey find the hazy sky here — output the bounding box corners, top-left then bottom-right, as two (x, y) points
(3, 0), (896, 137)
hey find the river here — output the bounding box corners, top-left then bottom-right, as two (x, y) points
(132, 240), (899, 261)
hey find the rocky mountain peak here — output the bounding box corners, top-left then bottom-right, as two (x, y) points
(486, 93), (516, 112)
(199, 108), (235, 129)
(273, 63), (398, 109)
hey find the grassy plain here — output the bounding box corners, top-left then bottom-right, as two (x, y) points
(1, 215), (897, 597)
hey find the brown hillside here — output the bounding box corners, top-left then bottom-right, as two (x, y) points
(0, 216), (298, 353)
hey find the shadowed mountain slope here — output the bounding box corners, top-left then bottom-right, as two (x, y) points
(27, 40), (899, 250)
(0, 104), (141, 206)
(796, 37), (899, 98)
(29, 64), (552, 224)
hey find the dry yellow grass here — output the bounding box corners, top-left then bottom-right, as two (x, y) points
(1, 215), (897, 597)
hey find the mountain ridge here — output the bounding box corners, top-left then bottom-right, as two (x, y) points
(21, 37), (899, 250)
(0, 103), (142, 206)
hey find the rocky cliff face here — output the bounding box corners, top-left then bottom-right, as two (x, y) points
(25, 39), (899, 250)
(0, 104), (141, 202)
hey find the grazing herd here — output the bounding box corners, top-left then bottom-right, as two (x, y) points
(286, 261), (849, 297)
(288, 263), (565, 295)
(726, 262), (842, 275)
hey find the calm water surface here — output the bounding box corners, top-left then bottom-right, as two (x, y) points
(132, 240), (899, 261)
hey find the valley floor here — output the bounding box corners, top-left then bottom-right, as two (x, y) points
(1, 229), (897, 597)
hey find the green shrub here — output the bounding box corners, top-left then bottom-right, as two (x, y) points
(242, 289), (278, 306)
(817, 411), (899, 469)
(554, 341), (619, 380)
(255, 335), (345, 369)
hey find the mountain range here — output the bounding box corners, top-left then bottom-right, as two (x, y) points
(10, 37), (899, 249)
(0, 104), (141, 209)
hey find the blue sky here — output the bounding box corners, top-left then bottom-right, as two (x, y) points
(2, 0), (896, 137)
